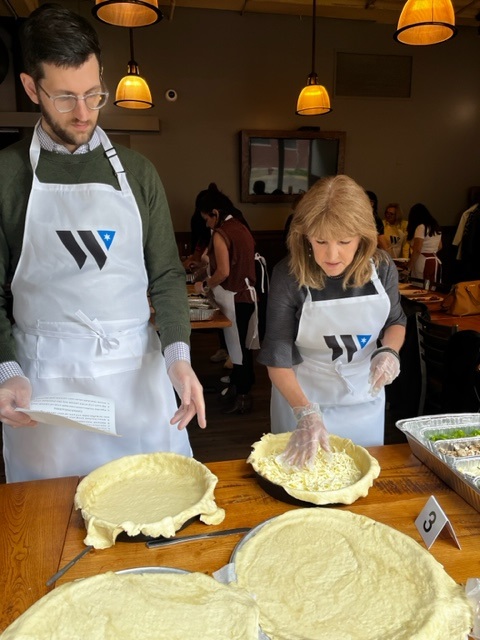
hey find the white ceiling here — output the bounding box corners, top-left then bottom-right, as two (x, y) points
(1, 0), (479, 27)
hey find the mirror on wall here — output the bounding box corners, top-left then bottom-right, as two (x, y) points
(240, 129), (346, 204)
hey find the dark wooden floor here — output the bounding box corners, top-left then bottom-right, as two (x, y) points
(0, 330), (406, 483)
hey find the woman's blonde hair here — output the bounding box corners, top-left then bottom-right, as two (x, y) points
(287, 175), (381, 289)
(384, 202), (404, 222)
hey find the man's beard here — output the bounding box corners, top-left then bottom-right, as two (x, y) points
(41, 107), (95, 148)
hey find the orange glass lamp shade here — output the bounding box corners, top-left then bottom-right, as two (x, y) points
(296, 73), (331, 116)
(394, 0), (457, 45)
(114, 62), (153, 109)
(92, 0), (163, 27)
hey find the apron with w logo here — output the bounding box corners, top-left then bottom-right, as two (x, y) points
(4, 123), (191, 482)
(271, 264), (390, 446)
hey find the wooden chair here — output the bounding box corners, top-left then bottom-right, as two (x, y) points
(416, 314), (458, 415)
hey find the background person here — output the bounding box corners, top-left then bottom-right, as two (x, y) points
(383, 202), (409, 259)
(406, 203), (442, 283)
(0, 4), (205, 483)
(366, 190), (390, 252)
(258, 175), (406, 468)
(194, 184), (258, 415)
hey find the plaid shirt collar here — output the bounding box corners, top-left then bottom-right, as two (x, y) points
(36, 122), (101, 155)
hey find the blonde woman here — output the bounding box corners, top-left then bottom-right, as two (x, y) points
(383, 202), (409, 259)
(258, 175), (406, 468)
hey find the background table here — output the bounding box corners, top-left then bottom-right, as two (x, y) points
(1, 444), (479, 632)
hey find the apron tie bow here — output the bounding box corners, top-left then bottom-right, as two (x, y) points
(334, 361), (356, 395)
(75, 310), (120, 354)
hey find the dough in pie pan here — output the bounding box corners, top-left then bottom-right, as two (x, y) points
(74, 452), (225, 549)
(233, 509), (473, 640)
(248, 433), (380, 505)
(0, 571), (259, 639)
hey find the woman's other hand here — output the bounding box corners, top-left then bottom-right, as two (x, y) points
(369, 348), (400, 396)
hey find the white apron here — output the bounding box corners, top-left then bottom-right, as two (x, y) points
(3, 123), (191, 482)
(271, 264), (390, 446)
(211, 281), (259, 365)
(411, 253), (442, 283)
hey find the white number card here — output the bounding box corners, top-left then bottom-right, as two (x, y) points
(415, 495), (461, 550)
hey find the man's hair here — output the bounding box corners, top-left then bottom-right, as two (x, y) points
(20, 3), (102, 82)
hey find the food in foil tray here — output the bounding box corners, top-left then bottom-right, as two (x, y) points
(436, 439), (480, 458)
(455, 460), (480, 482)
(428, 428), (480, 441)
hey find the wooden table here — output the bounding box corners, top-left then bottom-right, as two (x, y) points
(187, 284), (232, 329)
(400, 288), (480, 331)
(1, 444), (480, 632)
(190, 309), (232, 330)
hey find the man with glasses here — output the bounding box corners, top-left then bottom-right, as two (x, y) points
(0, 3), (206, 482)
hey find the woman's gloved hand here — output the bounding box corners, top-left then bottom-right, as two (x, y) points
(280, 402), (331, 469)
(369, 347), (400, 397)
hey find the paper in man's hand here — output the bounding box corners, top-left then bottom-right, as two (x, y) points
(16, 392), (118, 436)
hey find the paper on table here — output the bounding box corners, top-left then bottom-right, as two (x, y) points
(15, 392), (118, 436)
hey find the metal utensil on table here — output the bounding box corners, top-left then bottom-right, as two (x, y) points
(45, 545), (93, 586)
(146, 527), (250, 549)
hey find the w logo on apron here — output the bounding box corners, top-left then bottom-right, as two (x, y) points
(325, 334), (372, 362)
(56, 230), (116, 270)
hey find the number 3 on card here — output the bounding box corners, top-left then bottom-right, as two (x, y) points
(415, 495), (461, 550)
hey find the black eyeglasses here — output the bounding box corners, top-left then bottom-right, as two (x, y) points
(36, 82), (109, 113)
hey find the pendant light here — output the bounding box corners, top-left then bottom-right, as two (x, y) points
(394, 0), (457, 45)
(92, 0), (163, 28)
(296, 0), (331, 116)
(114, 28), (153, 109)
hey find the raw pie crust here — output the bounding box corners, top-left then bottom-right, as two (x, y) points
(234, 509), (473, 640)
(74, 452), (225, 548)
(248, 433), (381, 505)
(0, 571), (259, 640)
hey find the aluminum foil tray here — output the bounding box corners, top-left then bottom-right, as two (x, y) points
(433, 438), (480, 462)
(396, 414), (480, 513)
(452, 457), (480, 490)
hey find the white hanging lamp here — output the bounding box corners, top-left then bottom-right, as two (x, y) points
(296, 0), (331, 116)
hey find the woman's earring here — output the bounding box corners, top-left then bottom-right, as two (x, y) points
(307, 243), (313, 258)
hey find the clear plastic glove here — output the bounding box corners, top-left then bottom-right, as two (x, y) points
(280, 403), (331, 469)
(0, 376), (38, 428)
(369, 350), (400, 397)
(193, 281), (205, 295)
(167, 360), (206, 430)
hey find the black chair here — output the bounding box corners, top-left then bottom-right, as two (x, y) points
(442, 330), (480, 413)
(416, 314), (458, 415)
(386, 298), (429, 423)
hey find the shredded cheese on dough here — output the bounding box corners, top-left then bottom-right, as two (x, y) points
(256, 451), (362, 492)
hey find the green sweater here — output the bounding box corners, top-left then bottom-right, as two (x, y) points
(0, 135), (190, 364)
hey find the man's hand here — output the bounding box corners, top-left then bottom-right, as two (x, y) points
(167, 361), (206, 430)
(0, 376), (38, 428)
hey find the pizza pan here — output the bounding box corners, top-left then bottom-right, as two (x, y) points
(253, 470), (327, 507)
(230, 516), (277, 565)
(116, 566), (189, 575)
